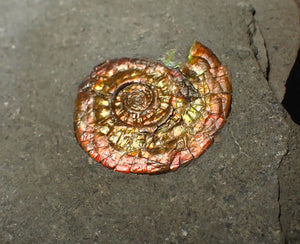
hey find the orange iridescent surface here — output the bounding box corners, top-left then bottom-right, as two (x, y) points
(74, 41), (232, 174)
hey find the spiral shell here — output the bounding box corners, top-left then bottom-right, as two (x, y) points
(74, 41), (231, 174)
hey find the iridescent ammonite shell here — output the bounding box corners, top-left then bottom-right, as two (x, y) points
(74, 41), (231, 174)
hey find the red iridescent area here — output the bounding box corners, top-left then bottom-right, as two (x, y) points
(74, 41), (232, 174)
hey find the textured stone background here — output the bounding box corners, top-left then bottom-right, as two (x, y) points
(0, 0), (299, 243)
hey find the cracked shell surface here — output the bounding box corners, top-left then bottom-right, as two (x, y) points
(74, 41), (232, 174)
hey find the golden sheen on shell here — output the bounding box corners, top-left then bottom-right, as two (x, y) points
(74, 41), (232, 174)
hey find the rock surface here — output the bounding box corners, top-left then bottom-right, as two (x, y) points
(248, 0), (300, 102)
(278, 118), (300, 244)
(0, 0), (298, 243)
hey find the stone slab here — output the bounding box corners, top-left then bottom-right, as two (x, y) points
(248, 0), (300, 102)
(0, 0), (295, 243)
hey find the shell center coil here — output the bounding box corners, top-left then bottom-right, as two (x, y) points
(110, 79), (173, 131)
(121, 83), (154, 112)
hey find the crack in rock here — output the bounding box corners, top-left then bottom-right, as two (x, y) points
(277, 148), (289, 243)
(238, 4), (291, 242)
(230, 129), (250, 158)
(246, 7), (270, 80)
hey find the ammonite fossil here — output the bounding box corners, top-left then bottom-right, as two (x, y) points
(74, 41), (231, 174)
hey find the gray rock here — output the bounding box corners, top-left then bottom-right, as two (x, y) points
(278, 118), (300, 244)
(0, 0), (298, 243)
(248, 0), (300, 102)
